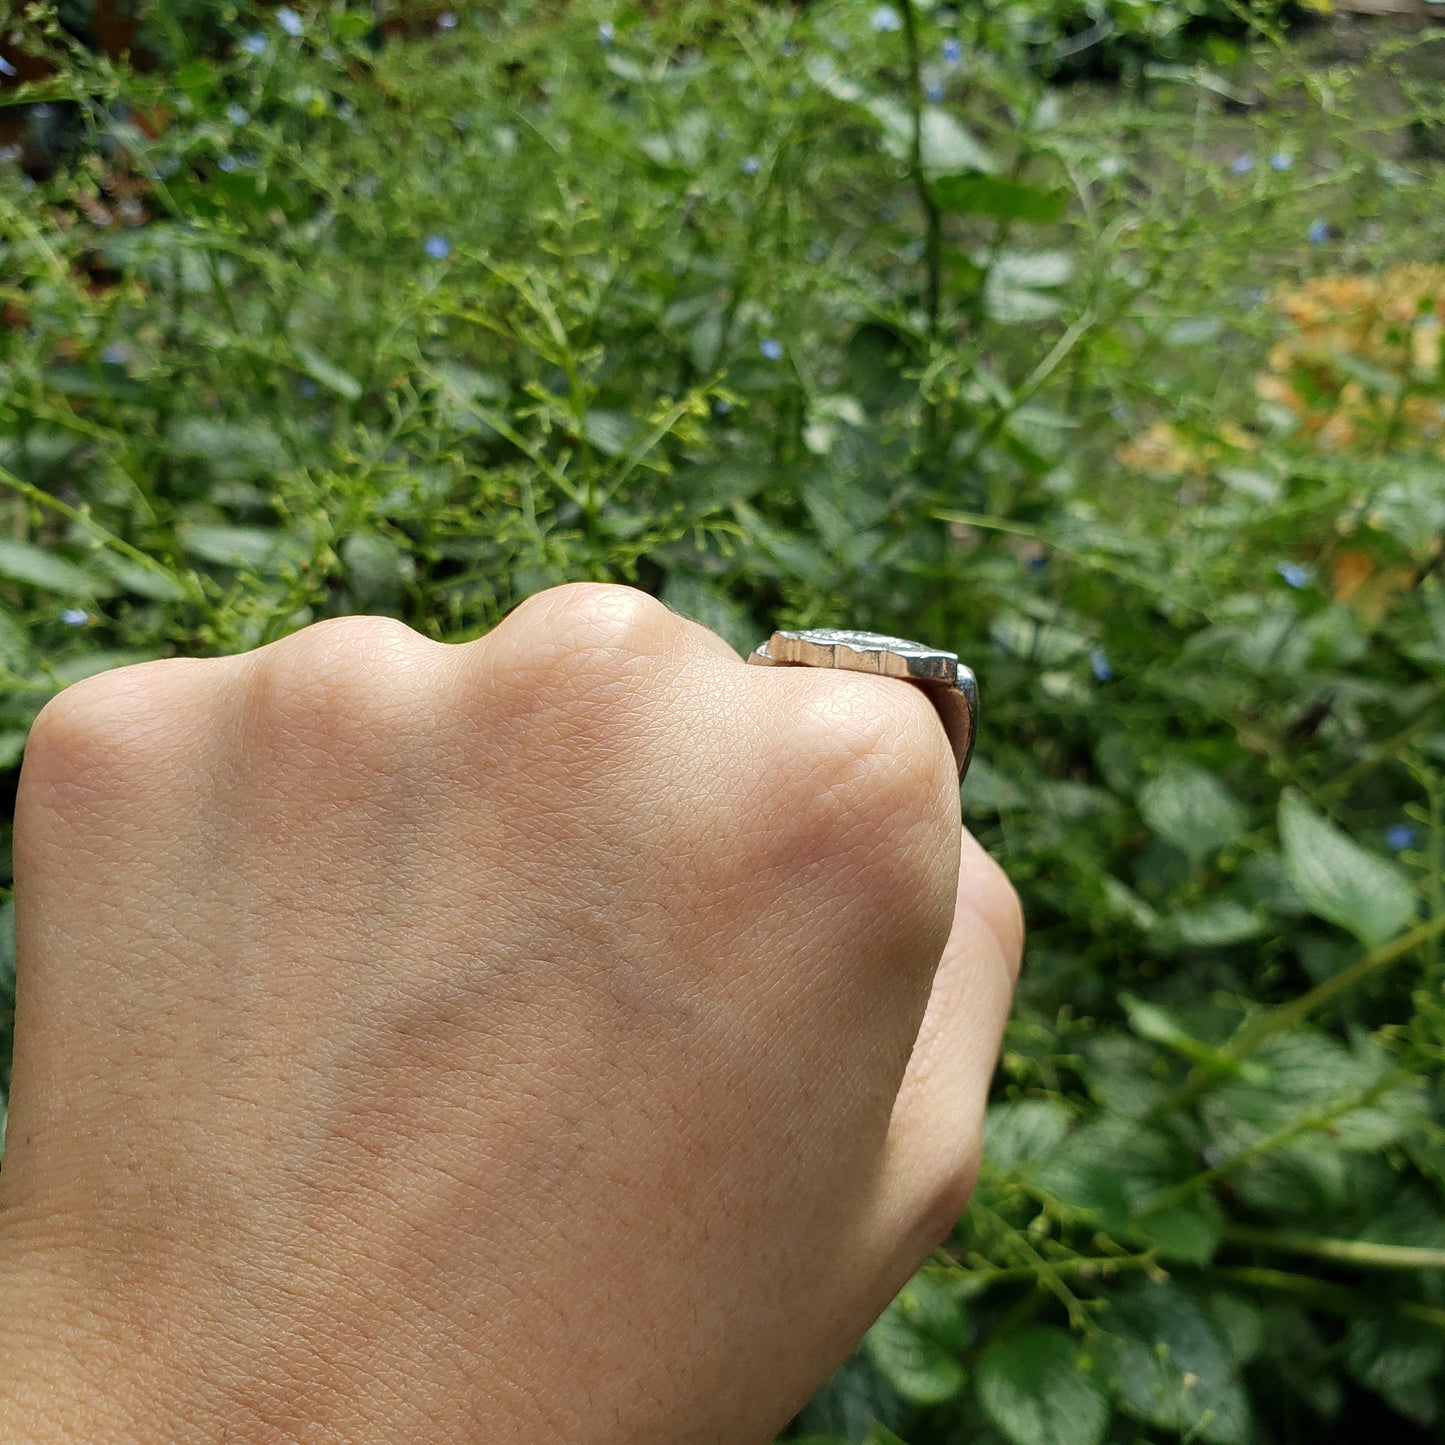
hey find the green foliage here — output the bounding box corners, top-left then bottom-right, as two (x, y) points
(3, 2), (1445, 1442)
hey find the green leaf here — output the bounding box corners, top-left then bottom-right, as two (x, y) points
(1278, 790), (1415, 946)
(0, 539), (106, 598)
(977, 1326), (1109, 1445)
(1345, 1312), (1444, 1408)
(1164, 898), (1267, 948)
(1138, 764), (1248, 862)
(43, 363), (149, 403)
(990, 250), (1074, 289)
(933, 175), (1065, 222)
(179, 525), (298, 572)
(870, 100), (998, 176)
(660, 571), (755, 657)
(1144, 1194), (1223, 1265)
(1099, 1281), (1250, 1444)
(292, 340), (364, 402)
(0, 730), (29, 770)
(340, 533), (408, 612)
(984, 1098), (1073, 1170)
(1206, 1293), (1265, 1366)
(581, 409), (641, 458)
(166, 418), (289, 483)
(44, 649), (164, 687)
(88, 551), (190, 603)
(863, 1275), (968, 1407)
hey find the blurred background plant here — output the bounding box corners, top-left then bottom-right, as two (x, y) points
(3, 1), (1445, 1441)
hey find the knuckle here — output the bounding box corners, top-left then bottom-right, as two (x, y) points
(778, 676), (954, 849)
(22, 657), (223, 791)
(243, 615), (441, 753)
(505, 583), (675, 672)
(478, 584), (681, 734)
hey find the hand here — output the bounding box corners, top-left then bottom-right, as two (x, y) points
(0, 583), (1022, 1443)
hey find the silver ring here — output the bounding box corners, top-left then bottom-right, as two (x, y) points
(745, 628), (978, 780)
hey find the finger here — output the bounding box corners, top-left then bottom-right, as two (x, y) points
(874, 829), (1025, 1256)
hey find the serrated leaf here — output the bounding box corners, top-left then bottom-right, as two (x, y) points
(0, 539), (106, 598)
(1278, 790), (1415, 946)
(1099, 1281), (1250, 1444)
(1138, 764), (1248, 862)
(978, 1327), (1109, 1445)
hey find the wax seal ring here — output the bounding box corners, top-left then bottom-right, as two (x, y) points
(746, 628), (978, 780)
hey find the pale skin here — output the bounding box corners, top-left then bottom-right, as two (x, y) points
(0, 582), (1023, 1443)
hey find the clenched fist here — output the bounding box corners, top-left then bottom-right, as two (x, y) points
(0, 583), (1022, 1443)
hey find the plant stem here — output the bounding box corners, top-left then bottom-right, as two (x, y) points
(933, 1251), (1161, 1288)
(1156, 912), (1445, 1117)
(1215, 1266), (1445, 1334)
(899, 0), (943, 459)
(1225, 1226), (1445, 1273)
(0, 463), (207, 612)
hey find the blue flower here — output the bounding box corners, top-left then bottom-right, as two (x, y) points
(437, 11), (458, 29)
(226, 103), (250, 127)
(712, 399), (731, 417)
(423, 234), (451, 260)
(276, 6), (303, 37)
(1025, 552), (1048, 574)
(297, 378), (319, 399)
(101, 343), (130, 366)
(1090, 648), (1114, 683)
(1229, 154), (1254, 175)
(218, 154), (238, 173)
(925, 80), (944, 103)
(1308, 218), (1329, 244)
(740, 155), (760, 175)
(240, 33), (266, 54)
(1385, 823), (1417, 852)
(60, 608), (89, 627)
(0, 56), (17, 78)
(759, 338), (784, 361)
(870, 7), (902, 32)
(1270, 151), (1292, 170)
(1277, 561), (1309, 588)
(942, 37), (962, 64)
(598, 21), (614, 45)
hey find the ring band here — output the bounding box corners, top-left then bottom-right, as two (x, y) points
(746, 628), (978, 780)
